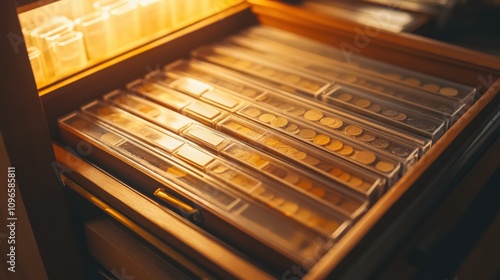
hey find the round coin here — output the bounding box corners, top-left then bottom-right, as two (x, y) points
(303, 155), (320, 166)
(310, 187), (326, 198)
(279, 202), (299, 216)
(338, 145), (354, 156)
(372, 138), (390, 149)
(327, 118), (343, 129)
(268, 197), (285, 207)
(313, 134), (331, 146)
(297, 180), (313, 191)
(382, 109), (399, 117)
(304, 109), (324, 121)
(367, 104), (382, 113)
(326, 140), (343, 151)
(285, 123), (299, 132)
(338, 172), (351, 182)
(319, 117), (336, 126)
(284, 173), (301, 184)
(422, 83), (440, 92)
(244, 107), (261, 117)
(167, 166), (187, 177)
(295, 209), (312, 221)
(259, 113), (276, 123)
(358, 133), (376, 142)
(404, 78), (421, 86)
(439, 87), (459, 97)
(354, 99), (372, 109)
(330, 167), (343, 177)
(345, 125), (363, 136)
(289, 107), (306, 116)
(407, 117), (424, 127)
(337, 93), (353, 102)
(389, 146), (409, 157)
(393, 113), (408, 122)
(298, 129), (317, 139)
(271, 117), (289, 128)
(375, 161), (395, 172)
(355, 150), (377, 165)
(295, 151), (307, 160)
(348, 176), (363, 188)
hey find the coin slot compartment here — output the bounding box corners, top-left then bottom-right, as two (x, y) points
(127, 79), (193, 111)
(181, 124), (229, 150)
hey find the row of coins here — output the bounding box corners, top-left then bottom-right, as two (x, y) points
(301, 64), (456, 115)
(239, 106), (397, 173)
(209, 52), (327, 93)
(211, 162), (340, 232)
(256, 94), (414, 158)
(261, 135), (373, 193)
(173, 65), (263, 98)
(377, 71), (460, 97)
(332, 91), (440, 132)
(223, 144), (361, 214)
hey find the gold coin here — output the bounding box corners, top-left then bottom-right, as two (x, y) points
(284, 173), (301, 184)
(297, 180), (313, 191)
(337, 93), (353, 102)
(271, 117), (289, 128)
(330, 167), (343, 177)
(338, 145), (354, 156)
(285, 123), (299, 132)
(355, 150), (377, 165)
(354, 99), (372, 108)
(259, 113), (276, 123)
(338, 172), (351, 181)
(295, 152), (307, 160)
(254, 186), (274, 200)
(375, 161), (395, 172)
(327, 118), (343, 129)
(326, 140), (343, 151)
(289, 106), (307, 116)
(284, 74), (301, 84)
(263, 137), (279, 147)
(303, 156), (320, 166)
(97, 107), (113, 116)
(423, 83), (440, 92)
(440, 87), (459, 97)
(244, 107), (261, 117)
(304, 109), (324, 121)
(279, 202), (299, 216)
(167, 166), (187, 177)
(393, 113), (408, 121)
(345, 125), (363, 136)
(404, 78), (421, 86)
(313, 134), (331, 146)
(268, 197), (285, 207)
(367, 104), (382, 113)
(348, 176), (363, 188)
(298, 129), (317, 139)
(319, 117), (336, 126)
(310, 187), (325, 198)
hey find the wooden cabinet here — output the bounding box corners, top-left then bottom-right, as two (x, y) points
(1, 0), (498, 278)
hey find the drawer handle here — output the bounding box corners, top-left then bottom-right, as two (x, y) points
(154, 188), (201, 223)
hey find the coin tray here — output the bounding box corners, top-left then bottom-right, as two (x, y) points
(191, 45), (336, 98)
(237, 103), (401, 185)
(322, 85), (447, 144)
(213, 42), (466, 125)
(238, 26), (477, 106)
(216, 115), (385, 202)
(59, 112), (333, 270)
(104, 92), (371, 218)
(164, 59), (432, 155)
(82, 100), (354, 234)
